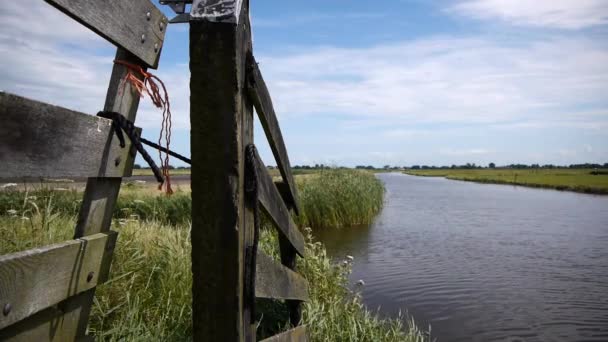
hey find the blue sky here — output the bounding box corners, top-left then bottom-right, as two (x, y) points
(1, 0), (607, 167)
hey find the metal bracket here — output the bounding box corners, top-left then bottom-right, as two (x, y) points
(159, 0), (192, 23)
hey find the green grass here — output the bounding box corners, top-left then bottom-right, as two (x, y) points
(0, 170), (425, 341)
(404, 168), (608, 194)
(296, 170), (385, 229)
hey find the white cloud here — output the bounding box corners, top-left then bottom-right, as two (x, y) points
(0, 0), (190, 130)
(440, 148), (491, 156)
(450, 0), (608, 29)
(258, 37), (608, 129)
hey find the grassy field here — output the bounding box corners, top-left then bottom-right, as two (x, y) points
(404, 168), (608, 194)
(0, 171), (427, 341)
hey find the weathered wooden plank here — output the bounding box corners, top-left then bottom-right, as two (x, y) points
(252, 148), (306, 256)
(43, 0), (167, 68)
(260, 326), (308, 342)
(0, 232), (117, 330)
(0, 92), (137, 179)
(67, 49), (147, 340)
(247, 56), (301, 214)
(276, 181), (304, 326)
(0, 289), (94, 342)
(256, 252), (308, 301)
(190, 0), (253, 340)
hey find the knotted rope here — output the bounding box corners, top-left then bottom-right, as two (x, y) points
(114, 59), (174, 195)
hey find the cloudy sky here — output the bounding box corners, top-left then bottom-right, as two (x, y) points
(1, 0), (607, 167)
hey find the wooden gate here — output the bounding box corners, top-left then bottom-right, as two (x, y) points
(0, 0), (168, 340)
(1, 0), (308, 341)
(189, 0), (309, 340)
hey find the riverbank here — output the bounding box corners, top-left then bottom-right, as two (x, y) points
(0, 171), (425, 341)
(404, 168), (608, 195)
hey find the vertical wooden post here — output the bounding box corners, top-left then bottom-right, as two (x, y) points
(189, 0), (253, 340)
(276, 182), (303, 326)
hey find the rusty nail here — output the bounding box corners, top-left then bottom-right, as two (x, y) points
(141, 34), (146, 43)
(3, 303), (11, 316)
(159, 22), (164, 31)
(114, 157), (121, 167)
(154, 43), (159, 52)
(146, 12), (151, 20)
(87, 272), (95, 283)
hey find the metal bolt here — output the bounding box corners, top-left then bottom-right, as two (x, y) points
(146, 12), (151, 20)
(3, 303), (11, 316)
(114, 157), (121, 167)
(154, 43), (159, 52)
(159, 22), (164, 31)
(141, 34), (146, 43)
(87, 272), (95, 283)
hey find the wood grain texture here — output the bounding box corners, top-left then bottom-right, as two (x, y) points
(0, 290), (95, 342)
(255, 252), (308, 301)
(247, 56), (301, 214)
(43, 0), (167, 68)
(260, 326), (308, 342)
(0, 232), (117, 330)
(0, 92), (136, 179)
(68, 49), (147, 340)
(190, 1), (253, 340)
(252, 148), (306, 257)
(276, 181), (304, 326)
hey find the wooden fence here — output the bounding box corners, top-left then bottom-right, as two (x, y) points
(1, 0), (308, 341)
(189, 0), (309, 340)
(0, 0), (167, 340)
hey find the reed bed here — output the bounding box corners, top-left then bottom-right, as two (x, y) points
(296, 170), (385, 229)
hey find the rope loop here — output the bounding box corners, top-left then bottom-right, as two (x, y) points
(114, 59), (173, 195)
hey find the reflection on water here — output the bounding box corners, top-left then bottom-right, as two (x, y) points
(315, 173), (608, 342)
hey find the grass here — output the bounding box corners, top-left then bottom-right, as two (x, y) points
(404, 168), (608, 194)
(0, 170), (426, 341)
(296, 169), (385, 229)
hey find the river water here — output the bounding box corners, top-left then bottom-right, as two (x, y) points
(315, 173), (608, 342)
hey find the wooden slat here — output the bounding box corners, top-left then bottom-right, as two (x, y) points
(67, 49), (146, 340)
(43, 0), (167, 68)
(0, 92), (137, 179)
(0, 232), (117, 330)
(0, 290), (94, 342)
(256, 252), (308, 301)
(190, 1), (254, 340)
(251, 148), (306, 256)
(260, 326), (308, 342)
(276, 181), (304, 326)
(247, 55), (301, 214)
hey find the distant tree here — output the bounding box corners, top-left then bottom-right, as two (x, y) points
(450, 164), (456, 169)
(133, 164), (142, 169)
(366, 165), (374, 170)
(604, 163), (608, 168)
(488, 162), (495, 168)
(411, 165), (420, 169)
(383, 165), (390, 170)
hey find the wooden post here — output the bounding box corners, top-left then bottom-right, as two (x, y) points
(276, 182), (303, 326)
(189, 0), (254, 340)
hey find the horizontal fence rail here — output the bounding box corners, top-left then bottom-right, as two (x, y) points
(44, 0), (167, 68)
(0, 92), (138, 179)
(255, 251), (308, 301)
(259, 325), (308, 342)
(0, 232), (117, 330)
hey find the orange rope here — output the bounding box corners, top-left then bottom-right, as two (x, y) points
(114, 59), (173, 195)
